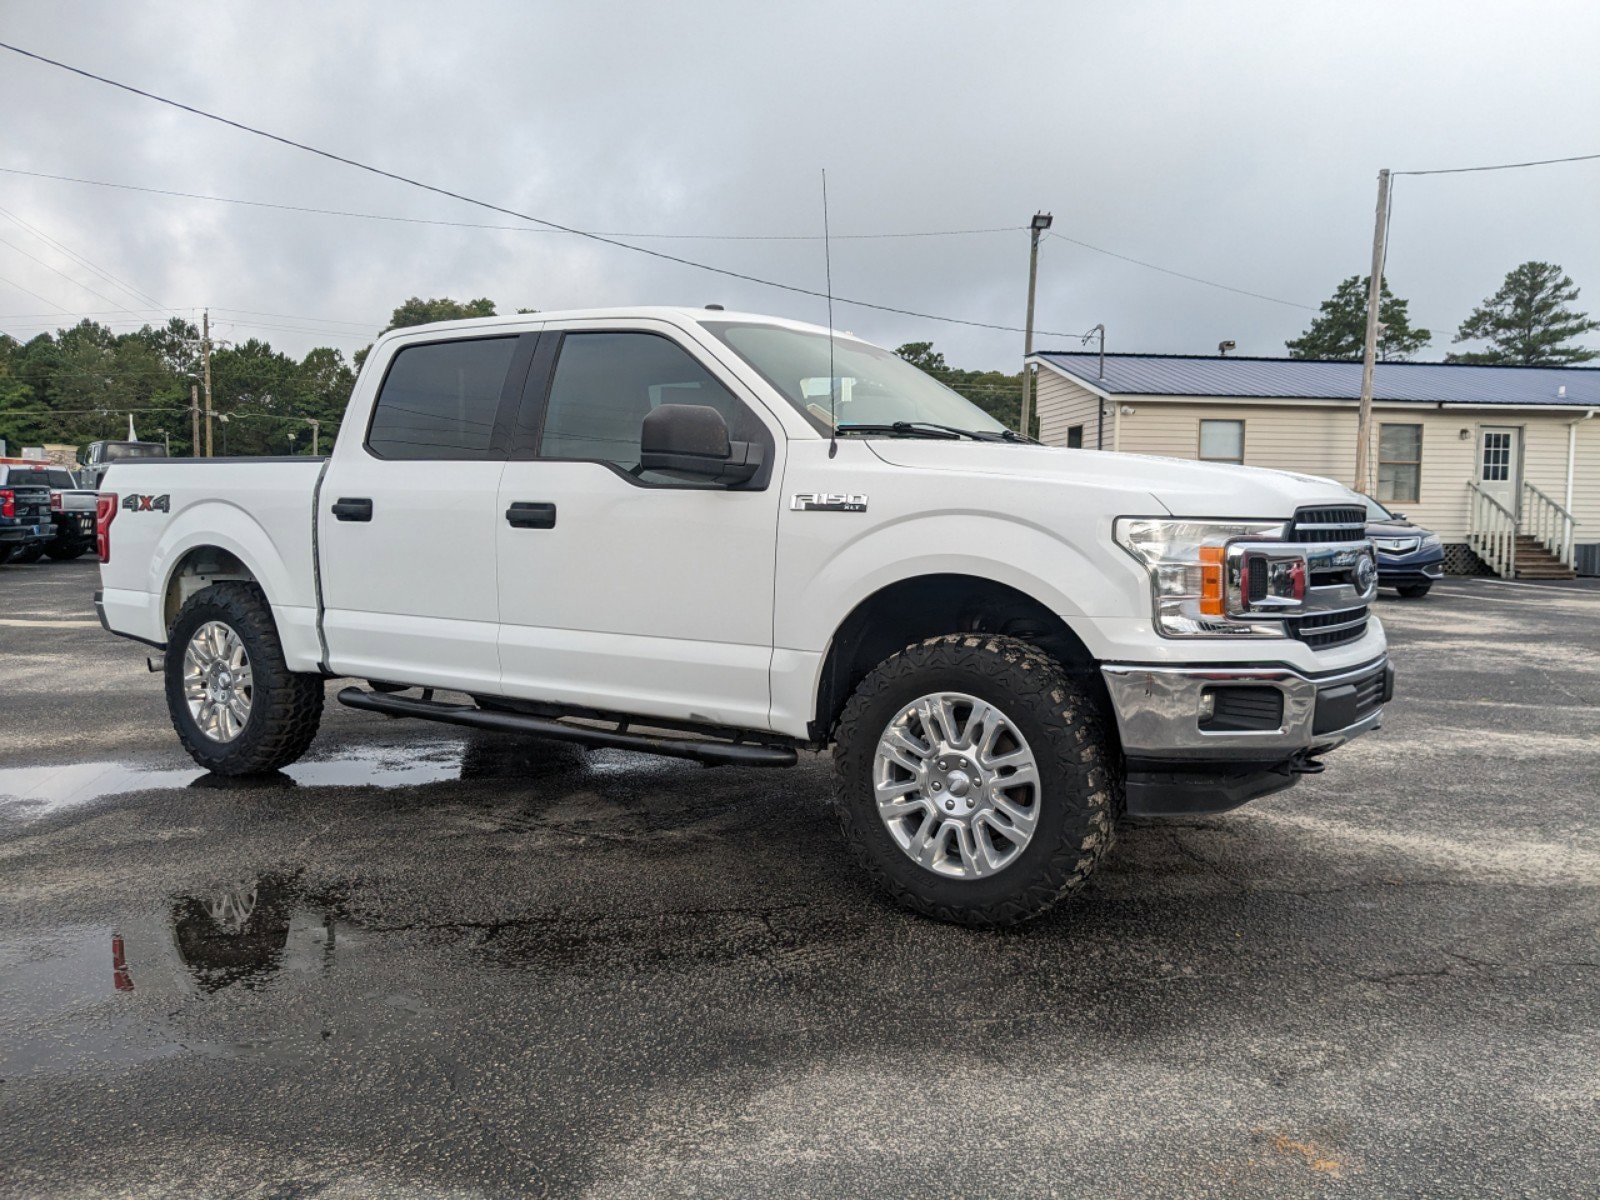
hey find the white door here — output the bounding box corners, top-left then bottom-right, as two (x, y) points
(495, 327), (783, 730)
(320, 333), (533, 694)
(1477, 426), (1521, 515)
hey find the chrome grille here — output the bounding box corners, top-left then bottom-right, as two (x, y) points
(1287, 505), (1372, 647)
(1289, 506), (1367, 542)
(1290, 605), (1370, 649)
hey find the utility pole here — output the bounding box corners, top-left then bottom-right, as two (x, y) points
(1018, 211), (1053, 438)
(202, 308), (214, 457)
(189, 383), (200, 456)
(1353, 169), (1391, 493)
(309, 419), (320, 456)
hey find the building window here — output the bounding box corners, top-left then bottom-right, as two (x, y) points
(1198, 419), (1244, 464)
(1066, 424), (1084, 448)
(1377, 423), (1422, 502)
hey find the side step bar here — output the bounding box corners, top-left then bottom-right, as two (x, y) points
(336, 687), (798, 768)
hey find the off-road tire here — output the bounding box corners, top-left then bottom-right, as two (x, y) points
(44, 540), (89, 561)
(9, 542), (44, 564)
(1396, 582), (1432, 599)
(166, 581), (324, 775)
(832, 634), (1118, 927)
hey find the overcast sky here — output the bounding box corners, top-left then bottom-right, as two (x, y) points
(1, 0), (1597, 370)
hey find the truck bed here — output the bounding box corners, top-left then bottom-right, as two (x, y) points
(96, 458), (328, 666)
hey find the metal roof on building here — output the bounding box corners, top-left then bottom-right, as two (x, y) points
(1032, 352), (1600, 407)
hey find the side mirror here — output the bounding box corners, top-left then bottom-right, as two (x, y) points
(639, 404), (762, 484)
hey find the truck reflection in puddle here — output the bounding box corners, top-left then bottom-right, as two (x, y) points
(115, 874), (347, 996)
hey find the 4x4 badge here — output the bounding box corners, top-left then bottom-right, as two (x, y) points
(791, 493), (867, 513)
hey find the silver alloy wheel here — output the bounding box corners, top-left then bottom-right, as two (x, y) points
(873, 691), (1041, 879)
(182, 620), (254, 743)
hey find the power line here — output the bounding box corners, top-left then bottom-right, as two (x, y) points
(1394, 151), (1600, 177)
(0, 232), (142, 314)
(0, 202), (165, 309)
(0, 273), (74, 314)
(0, 165), (1020, 243)
(1045, 231), (1316, 311)
(0, 42), (1095, 339)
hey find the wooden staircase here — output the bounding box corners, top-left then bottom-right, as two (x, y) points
(1514, 535), (1577, 580)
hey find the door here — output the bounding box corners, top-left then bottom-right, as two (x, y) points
(1477, 425), (1522, 515)
(495, 326), (783, 730)
(319, 332), (538, 693)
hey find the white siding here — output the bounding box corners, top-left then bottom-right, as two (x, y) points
(1034, 368), (1105, 449)
(1111, 398), (1600, 545)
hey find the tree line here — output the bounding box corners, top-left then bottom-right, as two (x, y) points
(0, 296), (504, 458)
(1285, 259), (1598, 364)
(3, 263), (1593, 459)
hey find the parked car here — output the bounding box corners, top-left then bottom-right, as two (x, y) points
(0, 463), (57, 565)
(78, 439), (167, 491)
(93, 308), (1390, 926)
(1359, 494), (1444, 598)
(0, 465), (98, 562)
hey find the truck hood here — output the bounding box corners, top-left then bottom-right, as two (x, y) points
(864, 441), (1350, 519)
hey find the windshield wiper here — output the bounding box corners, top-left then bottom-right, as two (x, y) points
(835, 421), (989, 441)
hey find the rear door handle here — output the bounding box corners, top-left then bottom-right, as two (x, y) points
(332, 497), (373, 522)
(506, 501), (557, 529)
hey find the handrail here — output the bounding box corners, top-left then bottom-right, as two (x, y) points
(1523, 481), (1579, 567)
(1466, 481), (1517, 578)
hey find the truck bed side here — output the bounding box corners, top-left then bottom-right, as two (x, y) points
(96, 458), (328, 670)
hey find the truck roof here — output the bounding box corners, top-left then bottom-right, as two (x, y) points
(370, 307), (855, 346)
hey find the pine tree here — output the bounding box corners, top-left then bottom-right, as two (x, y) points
(1448, 261), (1599, 365)
(1285, 275), (1430, 361)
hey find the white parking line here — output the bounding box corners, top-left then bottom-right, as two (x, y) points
(0, 618), (100, 628)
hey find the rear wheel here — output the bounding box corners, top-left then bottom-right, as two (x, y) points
(1397, 582), (1432, 598)
(10, 543), (44, 564)
(832, 634), (1117, 927)
(44, 540), (89, 561)
(165, 582), (325, 775)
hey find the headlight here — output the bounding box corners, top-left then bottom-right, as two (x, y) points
(1114, 518), (1289, 638)
(1420, 533), (1441, 549)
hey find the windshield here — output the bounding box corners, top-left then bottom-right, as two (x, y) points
(703, 322), (1009, 437)
(1361, 495), (1393, 522)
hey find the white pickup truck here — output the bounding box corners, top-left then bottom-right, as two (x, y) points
(95, 308), (1390, 925)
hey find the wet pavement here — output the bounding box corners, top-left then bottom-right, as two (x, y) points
(2, 559), (1598, 1197)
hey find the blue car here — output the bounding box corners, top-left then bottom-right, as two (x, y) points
(1360, 494), (1444, 598)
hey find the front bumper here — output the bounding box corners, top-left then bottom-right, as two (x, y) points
(1377, 548), (1444, 587)
(1102, 655), (1392, 816)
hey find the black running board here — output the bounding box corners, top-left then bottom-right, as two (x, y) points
(336, 687), (798, 768)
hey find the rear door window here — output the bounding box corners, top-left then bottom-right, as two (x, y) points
(367, 337), (518, 460)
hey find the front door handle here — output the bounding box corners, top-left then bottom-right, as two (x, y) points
(332, 497), (373, 522)
(506, 501), (557, 529)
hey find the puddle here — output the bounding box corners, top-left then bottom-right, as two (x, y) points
(0, 874), (355, 1076)
(0, 736), (670, 821)
(0, 743), (468, 819)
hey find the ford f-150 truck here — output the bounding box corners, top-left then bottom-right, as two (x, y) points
(94, 308), (1390, 925)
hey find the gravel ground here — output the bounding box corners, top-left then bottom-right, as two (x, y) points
(2, 559), (1597, 1198)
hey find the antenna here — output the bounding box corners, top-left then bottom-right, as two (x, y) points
(822, 169), (838, 458)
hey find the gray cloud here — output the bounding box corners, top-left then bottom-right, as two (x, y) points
(2, 0), (1597, 368)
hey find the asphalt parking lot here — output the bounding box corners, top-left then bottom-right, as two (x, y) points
(2, 559), (1598, 1198)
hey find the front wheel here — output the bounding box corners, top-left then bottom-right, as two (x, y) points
(165, 582), (325, 775)
(832, 634), (1118, 927)
(1396, 582), (1432, 599)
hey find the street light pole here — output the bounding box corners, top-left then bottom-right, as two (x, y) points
(1018, 211), (1053, 438)
(1353, 169), (1391, 493)
(202, 308), (214, 458)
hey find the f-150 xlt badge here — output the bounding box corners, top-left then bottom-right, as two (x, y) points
(791, 493), (867, 512)
(122, 494), (170, 513)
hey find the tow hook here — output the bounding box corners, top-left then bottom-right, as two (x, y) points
(1286, 750), (1326, 776)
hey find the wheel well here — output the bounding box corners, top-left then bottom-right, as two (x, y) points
(163, 546), (260, 633)
(810, 574), (1102, 741)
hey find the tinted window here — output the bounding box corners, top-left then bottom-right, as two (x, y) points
(104, 443), (165, 461)
(5, 469), (74, 488)
(539, 332), (763, 480)
(368, 337), (516, 459)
